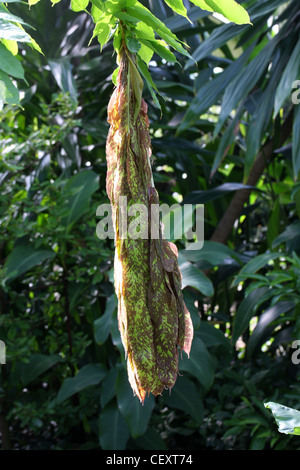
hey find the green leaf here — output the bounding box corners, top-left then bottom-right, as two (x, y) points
(274, 37), (300, 117)
(247, 301), (295, 358)
(57, 364), (106, 403)
(245, 56), (287, 179)
(232, 287), (269, 343)
(61, 170), (99, 229)
(94, 294), (117, 344)
(197, 322), (231, 350)
(48, 58), (78, 104)
(190, 0), (251, 25)
(99, 404), (130, 450)
(181, 241), (242, 266)
(134, 427), (167, 450)
(70, 0), (89, 11)
(211, 105), (243, 177)
(215, 40), (276, 136)
(0, 41), (24, 79)
(267, 198), (280, 249)
(125, 35), (141, 53)
(136, 56), (161, 110)
(163, 0), (189, 20)
(127, 2), (192, 60)
(182, 183), (255, 205)
(135, 22), (154, 65)
(100, 367), (118, 408)
(265, 402), (300, 435)
(0, 79), (5, 110)
(0, 19), (31, 42)
(232, 252), (283, 287)
(4, 244), (56, 282)
(293, 104), (300, 180)
(167, 375), (204, 424)
(139, 38), (177, 63)
(178, 254), (214, 297)
(184, 22), (245, 70)
(136, 55), (158, 91)
(272, 221), (300, 249)
(19, 354), (62, 386)
(116, 367), (154, 438)
(178, 337), (214, 390)
(179, 45), (253, 132)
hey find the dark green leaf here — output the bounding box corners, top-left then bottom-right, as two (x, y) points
(61, 170), (99, 229)
(57, 364), (107, 403)
(232, 287), (269, 343)
(167, 374), (204, 424)
(20, 354), (62, 386)
(4, 244), (56, 282)
(178, 337), (214, 390)
(116, 367), (154, 438)
(178, 253), (214, 297)
(94, 294), (117, 345)
(99, 403), (130, 450)
(247, 301), (295, 358)
(292, 104), (300, 180)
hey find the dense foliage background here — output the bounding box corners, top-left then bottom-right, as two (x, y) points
(0, 0), (300, 450)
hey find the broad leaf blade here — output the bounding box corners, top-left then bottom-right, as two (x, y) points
(178, 337), (214, 390)
(116, 367), (154, 438)
(20, 354), (62, 386)
(265, 402), (300, 435)
(4, 244), (56, 282)
(99, 404), (130, 450)
(57, 364), (106, 403)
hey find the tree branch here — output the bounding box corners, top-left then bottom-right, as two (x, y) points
(210, 109), (294, 245)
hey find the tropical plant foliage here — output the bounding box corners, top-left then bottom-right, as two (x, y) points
(0, 0), (299, 451)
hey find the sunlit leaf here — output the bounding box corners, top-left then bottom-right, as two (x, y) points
(265, 402), (300, 435)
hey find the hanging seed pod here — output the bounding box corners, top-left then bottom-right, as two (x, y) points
(106, 46), (193, 403)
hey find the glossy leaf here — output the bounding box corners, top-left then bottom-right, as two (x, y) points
(190, 0), (251, 25)
(163, 0), (188, 20)
(181, 241), (242, 266)
(48, 58), (78, 104)
(178, 254), (214, 297)
(265, 402), (300, 435)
